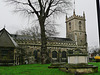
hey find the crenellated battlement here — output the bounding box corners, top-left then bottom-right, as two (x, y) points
(66, 11), (85, 22)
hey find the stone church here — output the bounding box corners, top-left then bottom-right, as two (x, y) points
(0, 11), (87, 65)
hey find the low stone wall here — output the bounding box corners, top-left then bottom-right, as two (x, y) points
(0, 63), (14, 66)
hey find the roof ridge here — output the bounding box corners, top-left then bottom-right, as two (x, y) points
(0, 28), (18, 47)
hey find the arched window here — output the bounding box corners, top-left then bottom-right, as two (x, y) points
(52, 51), (57, 58)
(33, 50), (37, 59)
(80, 40), (82, 43)
(62, 51), (66, 58)
(79, 21), (82, 30)
(69, 22), (71, 30)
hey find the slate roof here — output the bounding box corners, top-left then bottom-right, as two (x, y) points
(0, 28), (75, 46)
(47, 37), (73, 42)
(0, 28), (18, 47)
(11, 34), (33, 40)
(11, 34), (74, 42)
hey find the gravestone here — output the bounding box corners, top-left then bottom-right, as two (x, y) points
(59, 48), (98, 74)
(68, 49), (88, 64)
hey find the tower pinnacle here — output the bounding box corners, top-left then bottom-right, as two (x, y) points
(66, 13), (68, 20)
(83, 11), (85, 18)
(73, 0), (76, 16)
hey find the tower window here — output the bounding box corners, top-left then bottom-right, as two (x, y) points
(80, 40), (82, 43)
(69, 22), (71, 30)
(79, 21), (82, 30)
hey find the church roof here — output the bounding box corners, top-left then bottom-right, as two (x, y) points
(11, 34), (74, 42)
(47, 37), (73, 42)
(0, 28), (18, 48)
(10, 33), (75, 44)
(11, 34), (33, 40)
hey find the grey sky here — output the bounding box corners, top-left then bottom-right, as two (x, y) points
(0, 0), (99, 48)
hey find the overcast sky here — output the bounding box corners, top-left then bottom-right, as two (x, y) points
(0, 0), (99, 48)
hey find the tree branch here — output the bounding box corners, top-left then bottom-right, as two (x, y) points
(28, 0), (39, 17)
(45, 0), (54, 18)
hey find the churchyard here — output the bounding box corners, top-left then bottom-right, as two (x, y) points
(0, 64), (66, 75)
(0, 62), (99, 75)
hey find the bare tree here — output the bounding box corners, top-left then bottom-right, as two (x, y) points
(5, 0), (72, 64)
(16, 24), (59, 37)
(16, 25), (40, 39)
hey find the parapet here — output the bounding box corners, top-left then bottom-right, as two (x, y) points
(66, 12), (86, 22)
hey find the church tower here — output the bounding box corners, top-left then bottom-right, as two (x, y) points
(66, 11), (87, 46)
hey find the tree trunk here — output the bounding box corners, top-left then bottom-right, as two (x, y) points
(39, 17), (47, 64)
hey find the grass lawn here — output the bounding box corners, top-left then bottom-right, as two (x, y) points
(0, 63), (100, 75)
(0, 64), (67, 75)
